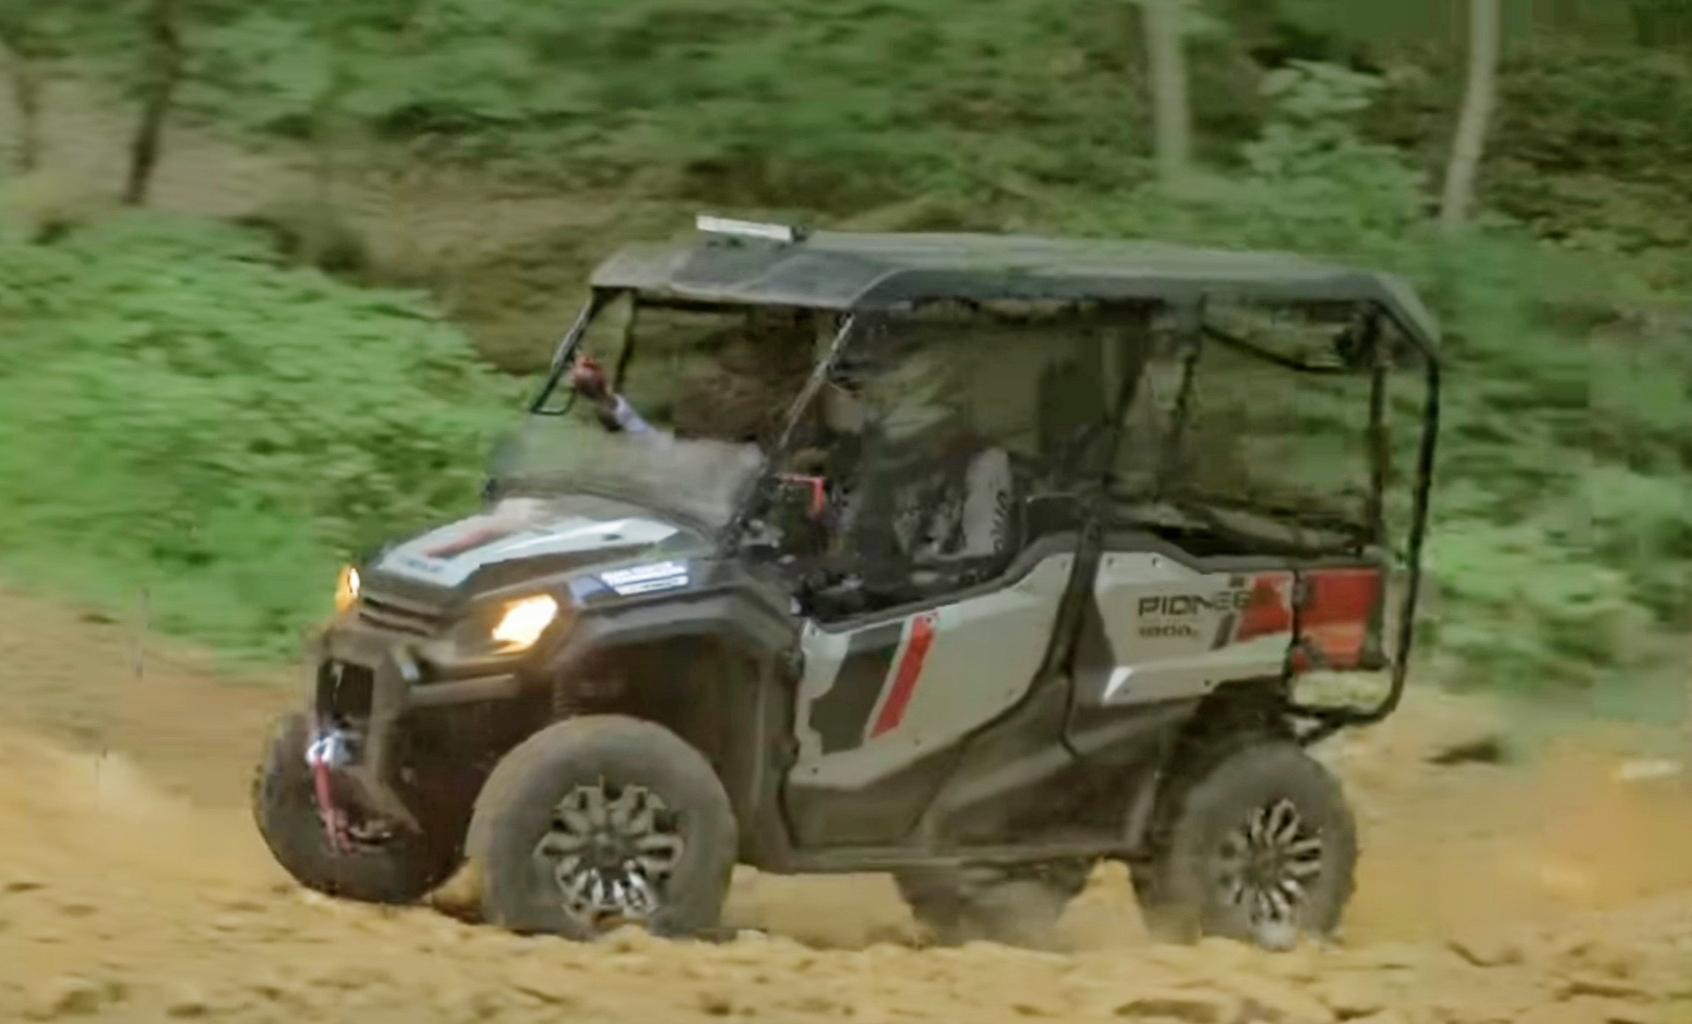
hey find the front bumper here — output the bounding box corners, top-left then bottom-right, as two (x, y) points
(308, 622), (527, 832)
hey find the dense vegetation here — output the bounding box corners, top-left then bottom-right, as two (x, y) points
(0, 215), (515, 661)
(1, 0), (1689, 703)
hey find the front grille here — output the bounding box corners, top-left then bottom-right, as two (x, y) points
(357, 589), (449, 637)
(317, 660), (375, 720)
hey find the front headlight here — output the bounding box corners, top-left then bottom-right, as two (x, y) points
(491, 594), (559, 652)
(334, 565), (361, 614)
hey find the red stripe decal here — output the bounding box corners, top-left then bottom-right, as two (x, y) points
(425, 524), (516, 559)
(870, 614), (936, 738)
(1235, 572), (1294, 643)
(1236, 567), (1382, 671)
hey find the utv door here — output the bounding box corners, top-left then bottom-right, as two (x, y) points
(784, 540), (1079, 848)
(777, 303), (1115, 851)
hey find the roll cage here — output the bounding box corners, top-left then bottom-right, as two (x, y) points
(524, 218), (1441, 737)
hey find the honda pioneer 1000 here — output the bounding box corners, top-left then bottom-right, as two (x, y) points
(253, 216), (1440, 949)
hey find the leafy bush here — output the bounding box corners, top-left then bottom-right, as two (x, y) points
(1018, 64), (1692, 695)
(189, 0), (1154, 209)
(1366, 35), (1692, 281)
(0, 213), (518, 661)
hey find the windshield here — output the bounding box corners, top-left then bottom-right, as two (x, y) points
(489, 417), (763, 533)
(487, 295), (822, 533)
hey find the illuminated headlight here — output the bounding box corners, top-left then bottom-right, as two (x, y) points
(334, 565), (361, 613)
(491, 594), (559, 652)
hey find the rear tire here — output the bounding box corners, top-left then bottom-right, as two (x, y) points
(1134, 742), (1356, 949)
(466, 715), (737, 941)
(896, 859), (1092, 947)
(251, 712), (460, 904)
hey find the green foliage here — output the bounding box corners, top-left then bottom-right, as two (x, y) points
(1005, 66), (1692, 695)
(190, 0), (1153, 207)
(1486, 41), (1692, 263)
(1388, 222), (1690, 692)
(1057, 61), (1426, 260)
(1411, 242), (1691, 693)
(0, 213), (517, 661)
(236, 192), (371, 275)
(9, 0), (1692, 701)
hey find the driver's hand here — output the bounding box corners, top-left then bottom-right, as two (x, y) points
(568, 356), (610, 402)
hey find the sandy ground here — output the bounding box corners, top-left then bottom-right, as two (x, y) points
(3, 587), (1692, 1024)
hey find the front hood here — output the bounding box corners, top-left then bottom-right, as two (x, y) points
(374, 496), (700, 590)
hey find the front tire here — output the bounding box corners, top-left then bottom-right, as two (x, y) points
(251, 712), (461, 904)
(1135, 742), (1357, 949)
(896, 859), (1093, 947)
(466, 715), (737, 941)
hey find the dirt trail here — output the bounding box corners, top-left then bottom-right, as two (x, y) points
(4, 586), (1692, 1024)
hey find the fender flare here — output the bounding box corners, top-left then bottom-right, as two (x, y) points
(541, 584), (799, 684)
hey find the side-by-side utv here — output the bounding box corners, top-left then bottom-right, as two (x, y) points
(253, 216), (1439, 950)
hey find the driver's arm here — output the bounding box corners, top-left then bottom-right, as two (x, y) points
(605, 394), (657, 436)
(570, 356), (660, 437)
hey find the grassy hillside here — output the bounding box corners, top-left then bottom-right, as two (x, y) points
(2, 0), (1689, 706)
(0, 214), (517, 662)
(169, 0), (1692, 269)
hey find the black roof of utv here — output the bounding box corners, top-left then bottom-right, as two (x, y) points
(591, 221), (1441, 350)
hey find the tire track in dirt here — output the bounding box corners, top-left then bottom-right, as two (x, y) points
(4, 586), (1692, 1024)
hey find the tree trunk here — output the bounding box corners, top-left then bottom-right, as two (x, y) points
(0, 33), (43, 173)
(1440, 0), (1502, 232)
(123, 0), (184, 206)
(1140, 0), (1192, 185)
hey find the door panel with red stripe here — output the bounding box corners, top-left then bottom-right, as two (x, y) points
(788, 554), (1074, 795)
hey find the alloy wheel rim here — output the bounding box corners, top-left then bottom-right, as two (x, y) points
(1213, 797), (1324, 942)
(535, 781), (685, 932)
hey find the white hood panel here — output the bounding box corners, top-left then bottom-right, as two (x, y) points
(377, 498), (681, 588)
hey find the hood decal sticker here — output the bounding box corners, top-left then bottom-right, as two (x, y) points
(379, 498), (681, 588)
(423, 523), (521, 560)
(598, 560), (691, 597)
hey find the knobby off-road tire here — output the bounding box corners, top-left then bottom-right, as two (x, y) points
(896, 858), (1093, 947)
(251, 711), (461, 904)
(466, 715), (737, 941)
(1133, 741), (1357, 949)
